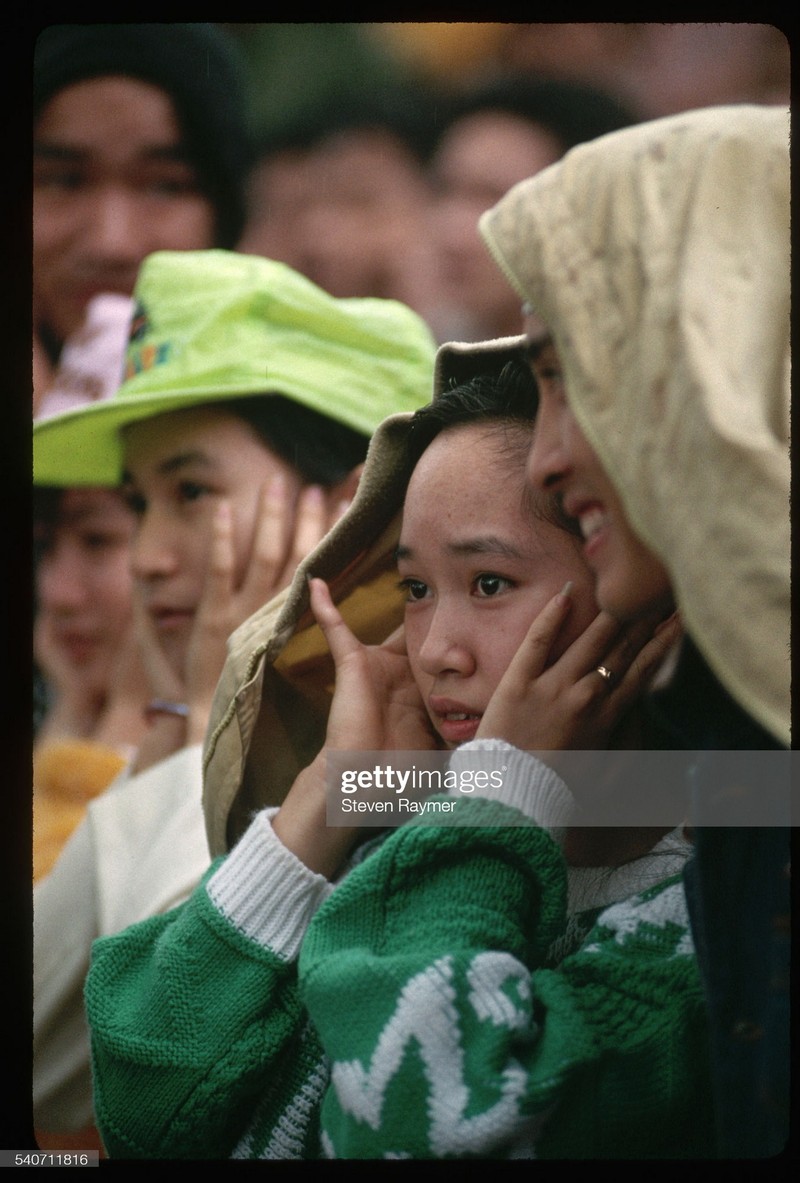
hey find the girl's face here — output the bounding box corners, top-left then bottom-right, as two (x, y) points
(525, 335), (673, 622)
(398, 421), (598, 749)
(122, 406), (305, 675)
(35, 487), (136, 696)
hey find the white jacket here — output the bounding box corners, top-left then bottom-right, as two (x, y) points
(33, 744), (211, 1130)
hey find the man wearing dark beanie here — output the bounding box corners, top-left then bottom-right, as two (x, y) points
(34, 22), (253, 387)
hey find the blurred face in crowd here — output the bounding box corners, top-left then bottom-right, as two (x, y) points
(35, 487), (137, 700)
(121, 406), (306, 676)
(238, 146), (316, 268)
(525, 333), (673, 622)
(290, 128), (435, 307)
(34, 76), (216, 348)
(397, 421), (597, 749)
(429, 112), (563, 340)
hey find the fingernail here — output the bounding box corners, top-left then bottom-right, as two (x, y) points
(560, 580), (574, 599)
(303, 484), (325, 505)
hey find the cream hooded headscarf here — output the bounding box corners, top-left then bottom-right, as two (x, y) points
(479, 104), (790, 747)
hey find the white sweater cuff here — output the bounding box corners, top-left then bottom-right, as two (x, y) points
(447, 739), (575, 837)
(207, 808), (334, 960)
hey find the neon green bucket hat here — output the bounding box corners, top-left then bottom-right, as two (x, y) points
(33, 249), (438, 486)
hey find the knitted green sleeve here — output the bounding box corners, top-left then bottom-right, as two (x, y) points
(298, 797), (713, 1160)
(86, 868), (320, 1159)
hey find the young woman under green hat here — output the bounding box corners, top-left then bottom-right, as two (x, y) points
(32, 248), (436, 1146)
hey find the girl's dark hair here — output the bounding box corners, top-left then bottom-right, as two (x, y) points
(407, 358), (580, 539)
(226, 395), (370, 487)
(407, 357), (538, 464)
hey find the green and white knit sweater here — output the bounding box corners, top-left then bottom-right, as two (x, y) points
(85, 741), (713, 1159)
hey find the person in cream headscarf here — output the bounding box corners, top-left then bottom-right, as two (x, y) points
(478, 103), (790, 1158)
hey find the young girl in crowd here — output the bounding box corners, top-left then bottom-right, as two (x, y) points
(31, 248), (436, 1146)
(33, 295), (146, 887)
(83, 342), (711, 1160)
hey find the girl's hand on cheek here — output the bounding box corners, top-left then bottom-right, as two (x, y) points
(157, 480), (347, 756)
(132, 581), (184, 706)
(272, 578), (436, 879)
(128, 585), (189, 773)
(238, 478), (340, 613)
(34, 610), (104, 739)
(92, 618), (151, 750)
(132, 500), (237, 768)
(240, 477), (312, 605)
(477, 587), (682, 751)
(309, 577), (437, 754)
(34, 610), (76, 699)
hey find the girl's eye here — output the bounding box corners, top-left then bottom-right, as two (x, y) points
(34, 165), (85, 193)
(531, 363), (567, 403)
(397, 577), (429, 602)
(81, 532), (121, 552)
(178, 481), (209, 503)
(474, 573), (512, 598)
(529, 345), (564, 386)
(138, 165), (204, 199)
(123, 491), (147, 516)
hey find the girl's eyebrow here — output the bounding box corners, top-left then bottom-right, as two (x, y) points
(395, 536), (525, 563)
(449, 536), (525, 559)
(157, 451), (216, 476)
(121, 451), (216, 484)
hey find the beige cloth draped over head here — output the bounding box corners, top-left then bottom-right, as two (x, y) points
(480, 104), (790, 747)
(202, 336), (526, 856)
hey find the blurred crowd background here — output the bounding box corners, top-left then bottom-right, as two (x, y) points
(223, 21), (789, 139)
(220, 20), (790, 341)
